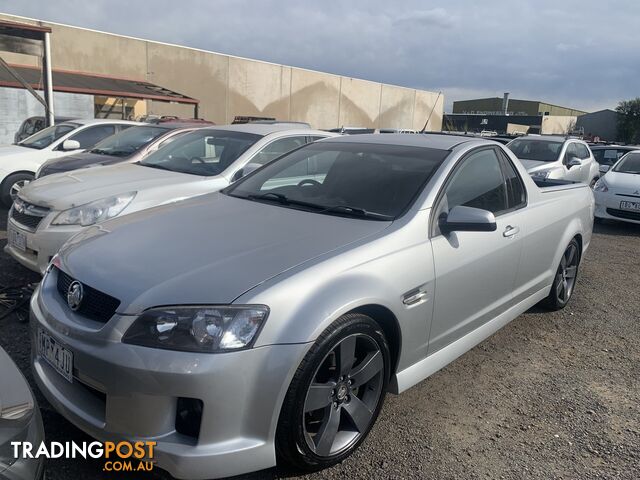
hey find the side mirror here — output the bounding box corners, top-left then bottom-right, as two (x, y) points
(599, 164), (610, 174)
(439, 206), (497, 234)
(61, 139), (81, 151)
(232, 162), (260, 181)
(566, 155), (581, 168)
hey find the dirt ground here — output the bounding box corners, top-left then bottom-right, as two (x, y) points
(1, 206), (638, 480)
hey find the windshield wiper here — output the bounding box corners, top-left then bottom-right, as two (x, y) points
(319, 205), (393, 220)
(137, 162), (176, 172)
(247, 192), (290, 204)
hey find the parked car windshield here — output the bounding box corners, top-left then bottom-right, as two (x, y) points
(19, 123), (79, 150)
(90, 125), (171, 157)
(138, 129), (262, 176)
(613, 153), (640, 174)
(226, 141), (450, 220)
(507, 139), (563, 162)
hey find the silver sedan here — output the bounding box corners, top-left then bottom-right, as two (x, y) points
(30, 134), (592, 478)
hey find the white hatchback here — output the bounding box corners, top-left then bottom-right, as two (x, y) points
(594, 151), (640, 224)
(0, 119), (140, 206)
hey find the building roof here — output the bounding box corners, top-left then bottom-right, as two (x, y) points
(0, 64), (198, 104)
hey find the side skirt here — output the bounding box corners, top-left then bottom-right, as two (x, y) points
(389, 286), (550, 394)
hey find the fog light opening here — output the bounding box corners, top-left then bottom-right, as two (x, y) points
(175, 397), (203, 440)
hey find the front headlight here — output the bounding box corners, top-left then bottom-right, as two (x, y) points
(52, 192), (136, 226)
(122, 305), (269, 352)
(530, 170), (551, 180)
(593, 178), (609, 192)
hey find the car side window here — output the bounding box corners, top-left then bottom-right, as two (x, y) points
(498, 151), (527, 210)
(69, 125), (117, 148)
(308, 135), (327, 142)
(251, 136), (308, 166)
(576, 143), (590, 159)
(433, 148), (508, 236)
(564, 143), (579, 162)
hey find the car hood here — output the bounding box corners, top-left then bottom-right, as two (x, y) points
(0, 346), (34, 423)
(21, 163), (198, 209)
(604, 171), (640, 194)
(40, 151), (132, 175)
(518, 159), (556, 172)
(59, 193), (391, 314)
(0, 144), (36, 161)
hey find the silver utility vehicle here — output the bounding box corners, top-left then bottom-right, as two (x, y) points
(30, 134), (594, 479)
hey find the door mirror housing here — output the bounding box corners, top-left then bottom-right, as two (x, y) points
(599, 164), (610, 174)
(61, 139), (81, 151)
(439, 206), (497, 234)
(232, 162), (260, 182)
(566, 155), (581, 168)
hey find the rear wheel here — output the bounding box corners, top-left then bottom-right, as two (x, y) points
(541, 238), (581, 310)
(1, 172), (34, 206)
(276, 313), (389, 471)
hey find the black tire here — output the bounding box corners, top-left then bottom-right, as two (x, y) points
(589, 177), (598, 188)
(276, 313), (390, 471)
(541, 238), (581, 311)
(1, 172), (34, 207)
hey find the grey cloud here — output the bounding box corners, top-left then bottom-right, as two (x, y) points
(1, 0), (638, 113)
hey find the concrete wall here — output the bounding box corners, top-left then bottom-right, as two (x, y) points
(0, 13), (443, 130)
(540, 115), (578, 135)
(0, 87), (93, 144)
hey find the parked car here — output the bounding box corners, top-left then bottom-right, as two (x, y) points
(594, 150), (640, 224)
(507, 135), (599, 185)
(588, 144), (639, 175)
(0, 346), (45, 479)
(6, 124), (336, 273)
(14, 115), (74, 143)
(36, 123), (208, 178)
(0, 119), (140, 206)
(30, 134), (593, 479)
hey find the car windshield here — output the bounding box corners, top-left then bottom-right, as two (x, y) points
(138, 129), (261, 176)
(507, 139), (563, 162)
(225, 141), (450, 220)
(90, 125), (171, 157)
(19, 123), (79, 149)
(613, 153), (640, 174)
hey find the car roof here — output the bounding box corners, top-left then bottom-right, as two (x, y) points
(589, 144), (638, 150)
(60, 118), (141, 126)
(319, 133), (478, 151)
(197, 123), (319, 136)
(514, 135), (583, 143)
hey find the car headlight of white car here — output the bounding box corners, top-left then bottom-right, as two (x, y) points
(52, 192), (136, 226)
(593, 178), (609, 192)
(122, 305), (269, 352)
(530, 169), (552, 180)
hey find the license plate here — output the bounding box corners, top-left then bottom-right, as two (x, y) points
(7, 226), (26, 252)
(37, 329), (73, 383)
(620, 201), (640, 211)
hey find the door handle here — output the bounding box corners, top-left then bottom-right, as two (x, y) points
(503, 225), (520, 237)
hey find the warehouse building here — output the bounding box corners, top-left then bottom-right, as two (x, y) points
(0, 13), (443, 144)
(445, 94), (587, 136)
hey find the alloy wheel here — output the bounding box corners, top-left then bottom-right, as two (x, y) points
(9, 180), (29, 201)
(302, 333), (384, 457)
(555, 242), (579, 303)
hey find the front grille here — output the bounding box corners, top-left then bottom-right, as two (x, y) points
(56, 268), (121, 323)
(10, 199), (50, 231)
(607, 208), (640, 221)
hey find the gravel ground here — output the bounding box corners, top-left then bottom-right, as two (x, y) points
(1, 206), (638, 480)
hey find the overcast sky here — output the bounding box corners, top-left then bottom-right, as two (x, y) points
(2, 0), (638, 112)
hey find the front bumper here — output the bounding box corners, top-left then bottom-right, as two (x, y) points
(4, 214), (82, 275)
(594, 191), (640, 225)
(0, 408), (45, 480)
(30, 280), (310, 479)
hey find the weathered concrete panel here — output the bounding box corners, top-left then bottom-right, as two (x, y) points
(338, 77), (381, 128)
(146, 42), (227, 123)
(379, 85), (415, 130)
(228, 58), (289, 123)
(413, 90), (443, 132)
(290, 69), (340, 129)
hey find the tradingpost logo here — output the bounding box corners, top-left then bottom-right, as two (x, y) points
(11, 440), (156, 472)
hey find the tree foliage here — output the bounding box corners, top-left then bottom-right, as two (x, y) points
(616, 98), (640, 144)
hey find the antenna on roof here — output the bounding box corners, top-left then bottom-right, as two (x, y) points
(420, 91), (442, 134)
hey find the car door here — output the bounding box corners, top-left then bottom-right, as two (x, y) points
(428, 147), (525, 353)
